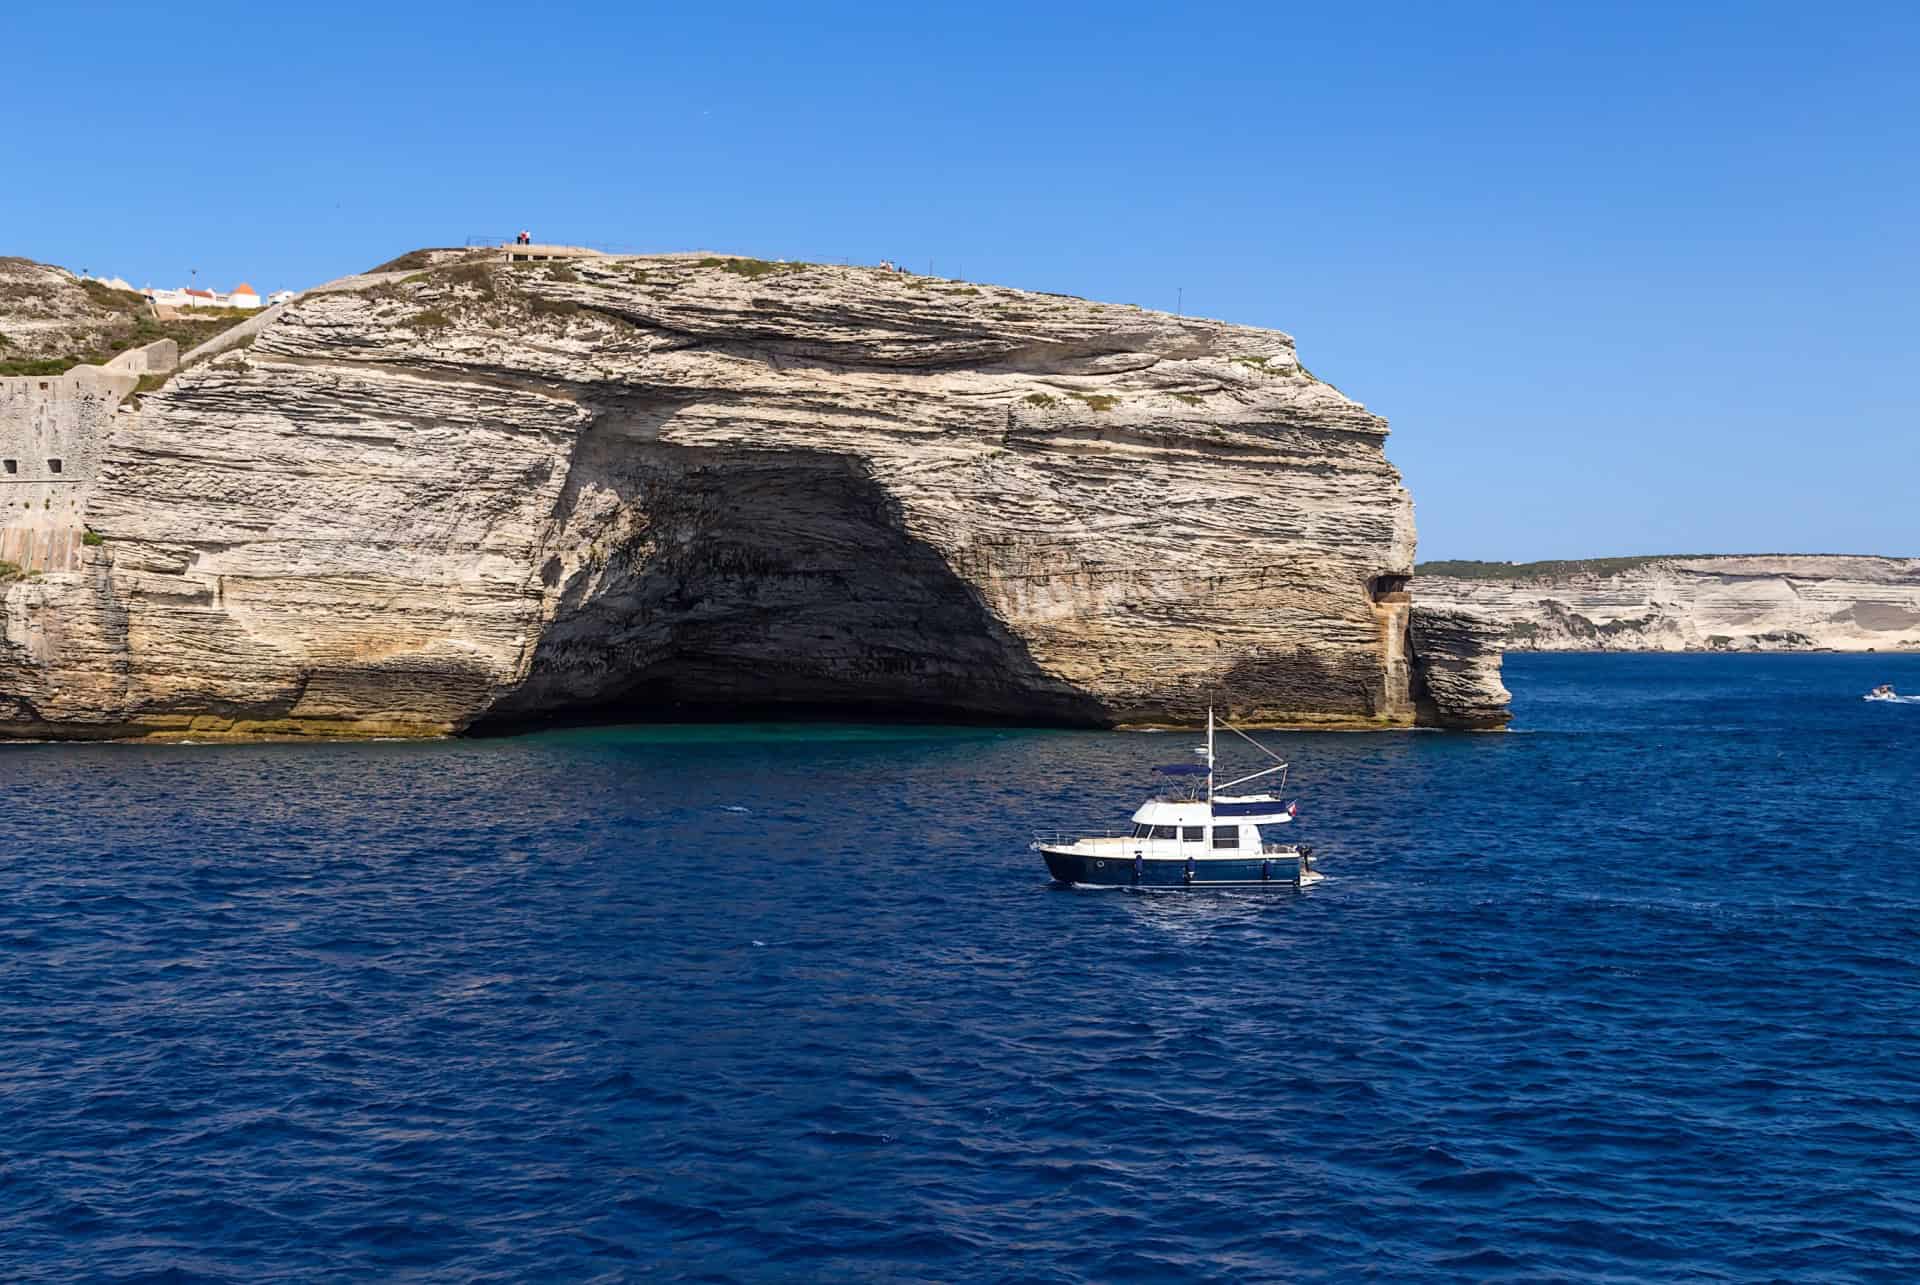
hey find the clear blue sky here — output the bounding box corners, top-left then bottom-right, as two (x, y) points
(4, 0), (1914, 559)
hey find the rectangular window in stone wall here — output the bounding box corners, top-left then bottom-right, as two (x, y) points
(2, 459), (15, 474)
(48, 459), (62, 474)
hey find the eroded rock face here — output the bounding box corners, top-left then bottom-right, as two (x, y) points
(0, 252), (1507, 737)
(1409, 606), (1512, 729)
(1416, 557), (1920, 652)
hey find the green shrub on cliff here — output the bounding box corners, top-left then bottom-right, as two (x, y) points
(697, 257), (803, 280)
(0, 559), (22, 582)
(82, 530), (104, 547)
(445, 262), (496, 297)
(78, 279), (146, 311)
(0, 357), (74, 376)
(370, 248), (457, 273)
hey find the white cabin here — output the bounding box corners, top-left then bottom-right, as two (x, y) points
(1121, 795), (1294, 857)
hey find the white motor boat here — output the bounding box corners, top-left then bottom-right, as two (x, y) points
(1032, 708), (1315, 889)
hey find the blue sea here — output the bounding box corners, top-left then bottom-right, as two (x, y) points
(3, 653), (1919, 1281)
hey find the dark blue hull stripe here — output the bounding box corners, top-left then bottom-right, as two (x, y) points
(1040, 849), (1303, 888)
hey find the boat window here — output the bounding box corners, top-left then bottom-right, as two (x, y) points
(1131, 823), (1152, 838)
(1150, 825), (1178, 840)
(1212, 827), (1240, 850)
(1182, 826), (1205, 842)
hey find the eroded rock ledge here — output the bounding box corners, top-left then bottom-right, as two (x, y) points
(1, 251), (1509, 738)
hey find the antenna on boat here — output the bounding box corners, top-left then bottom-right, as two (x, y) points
(1208, 710), (1291, 793)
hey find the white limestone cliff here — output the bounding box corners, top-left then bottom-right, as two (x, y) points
(1416, 556), (1920, 652)
(1, 250), (1509, 737)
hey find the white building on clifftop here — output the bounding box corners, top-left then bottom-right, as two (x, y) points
(143, 283), (266, 310)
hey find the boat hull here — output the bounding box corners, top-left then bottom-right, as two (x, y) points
(1039, 847), (1306, 889)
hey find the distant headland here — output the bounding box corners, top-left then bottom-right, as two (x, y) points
(1416, 555), (1920, 652)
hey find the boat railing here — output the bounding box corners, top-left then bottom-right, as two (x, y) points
(1031, 829), (1131, 847)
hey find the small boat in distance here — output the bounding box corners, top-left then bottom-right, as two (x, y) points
(1033, 709), (1315, 889)
(1866, 684), (1900, 701)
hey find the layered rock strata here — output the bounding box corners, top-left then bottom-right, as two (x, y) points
(0, 251), (1509, 737)
(1408, 606), (1512, 728)
(1417, 556), (1920, 652)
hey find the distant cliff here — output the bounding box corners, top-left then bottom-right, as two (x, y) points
(1416, 556), (1920, 652)
(1, 247), (1509, 738)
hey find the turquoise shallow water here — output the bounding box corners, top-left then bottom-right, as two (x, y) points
(2, 652), (1919, 1280)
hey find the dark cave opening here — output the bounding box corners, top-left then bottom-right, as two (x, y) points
(463, 436), (1107, 736)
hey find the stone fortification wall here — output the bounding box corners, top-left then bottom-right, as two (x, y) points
(0, 341), (173, 573)
(105, 339), (178, 375)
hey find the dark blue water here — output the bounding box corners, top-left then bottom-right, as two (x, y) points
(3, 654), (1919, 1281)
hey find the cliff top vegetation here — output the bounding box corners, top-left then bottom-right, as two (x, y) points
(1414, 555), (1895, 580)
(0, 258), (253, 377)
(1416, 557), (1686, 580)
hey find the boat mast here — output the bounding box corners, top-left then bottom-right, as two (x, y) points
(1207, 706), (1215, 806)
